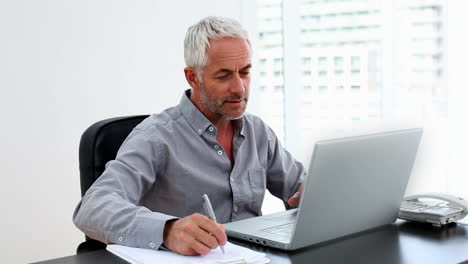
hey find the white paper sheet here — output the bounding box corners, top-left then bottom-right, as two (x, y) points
(107, 242), (270, 264)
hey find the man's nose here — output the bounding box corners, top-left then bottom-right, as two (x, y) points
(229, 74), (245, 94)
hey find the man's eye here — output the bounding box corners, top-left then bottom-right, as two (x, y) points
(217, 75), (230, 80)
(240, 71), (250, 76)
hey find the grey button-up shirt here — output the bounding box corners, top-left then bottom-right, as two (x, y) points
(73, 90), (305, 250)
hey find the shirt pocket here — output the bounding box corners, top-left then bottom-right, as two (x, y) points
(248, 167), (266, 214)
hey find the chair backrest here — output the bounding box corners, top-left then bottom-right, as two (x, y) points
(77, 115), (149, 253)
(79, 115), (149, 196)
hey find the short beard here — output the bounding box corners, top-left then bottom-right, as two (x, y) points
(199, 80), (248, 120)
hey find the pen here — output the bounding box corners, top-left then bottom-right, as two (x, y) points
(202, 194), (225, 254)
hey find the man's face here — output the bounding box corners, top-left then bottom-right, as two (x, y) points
(197, 37), (251, 120)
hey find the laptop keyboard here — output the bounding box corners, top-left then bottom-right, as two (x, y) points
(262, 209), (298, 221)
(262, 213), (297, 222)
(260, 222), (295, 237)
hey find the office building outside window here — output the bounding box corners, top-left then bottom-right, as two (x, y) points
(255, 0), (464, 199)
(257, 0), (286, 143)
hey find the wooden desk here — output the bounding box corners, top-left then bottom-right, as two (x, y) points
(33, 220), (468, 264)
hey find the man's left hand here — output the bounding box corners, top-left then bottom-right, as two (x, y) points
(287, 192), (301, 207)
(287, 183), (304, 207)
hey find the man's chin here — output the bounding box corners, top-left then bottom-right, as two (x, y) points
(220, 110), (245, 120)
(226, 114), (244, 120)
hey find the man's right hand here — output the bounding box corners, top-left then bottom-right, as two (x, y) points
(162, 213), (227, 256)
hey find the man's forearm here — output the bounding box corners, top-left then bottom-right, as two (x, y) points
(73, 188), (177, 250)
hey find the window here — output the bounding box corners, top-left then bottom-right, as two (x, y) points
(255, 0), (467, 204)
(257, 0), (286, 142)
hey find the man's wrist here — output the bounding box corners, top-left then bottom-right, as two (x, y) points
(162, 219), (177, 248)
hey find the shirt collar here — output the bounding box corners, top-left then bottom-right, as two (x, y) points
(234, 115), (246, 137)
(179, 90), (213, 136)
(178, 89), (245, 136)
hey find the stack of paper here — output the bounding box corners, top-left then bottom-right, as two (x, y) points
(107, 242), (270, 264)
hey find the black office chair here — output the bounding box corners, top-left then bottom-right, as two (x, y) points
(76, 115), (150, 254)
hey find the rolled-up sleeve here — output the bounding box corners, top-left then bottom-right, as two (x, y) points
(72, 128), (177, 250)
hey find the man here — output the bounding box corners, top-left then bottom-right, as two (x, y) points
(73, 16), (305, 256)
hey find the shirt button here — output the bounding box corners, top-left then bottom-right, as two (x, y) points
(209, 126), (214, 132)
(118, 237), (123, 242)
(217, 150), (223, 155)
(197, 129), (202, 134)
(230, 178), (235, 182)
(214, 145), (219, 149)
(149, 242), (155, 248)
(233, 206), (238, 212)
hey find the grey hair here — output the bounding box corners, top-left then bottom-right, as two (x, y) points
(184, 16), (249, 70)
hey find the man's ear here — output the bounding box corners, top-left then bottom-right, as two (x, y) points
(184, 67), (201, 90)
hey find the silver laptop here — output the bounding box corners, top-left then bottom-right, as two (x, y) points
(225, 128), (423, 250)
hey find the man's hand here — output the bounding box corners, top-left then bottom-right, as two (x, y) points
(287, 183), (304, 207)
(163, 213), (227, 256)
(287, 192), (301, 207)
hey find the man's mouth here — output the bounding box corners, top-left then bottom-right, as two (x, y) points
(224, 99), (245, 105)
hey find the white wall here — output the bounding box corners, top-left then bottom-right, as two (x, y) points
(0, 1), (255, 263)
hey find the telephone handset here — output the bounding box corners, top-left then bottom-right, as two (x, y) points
(398, 192), (468, 227)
